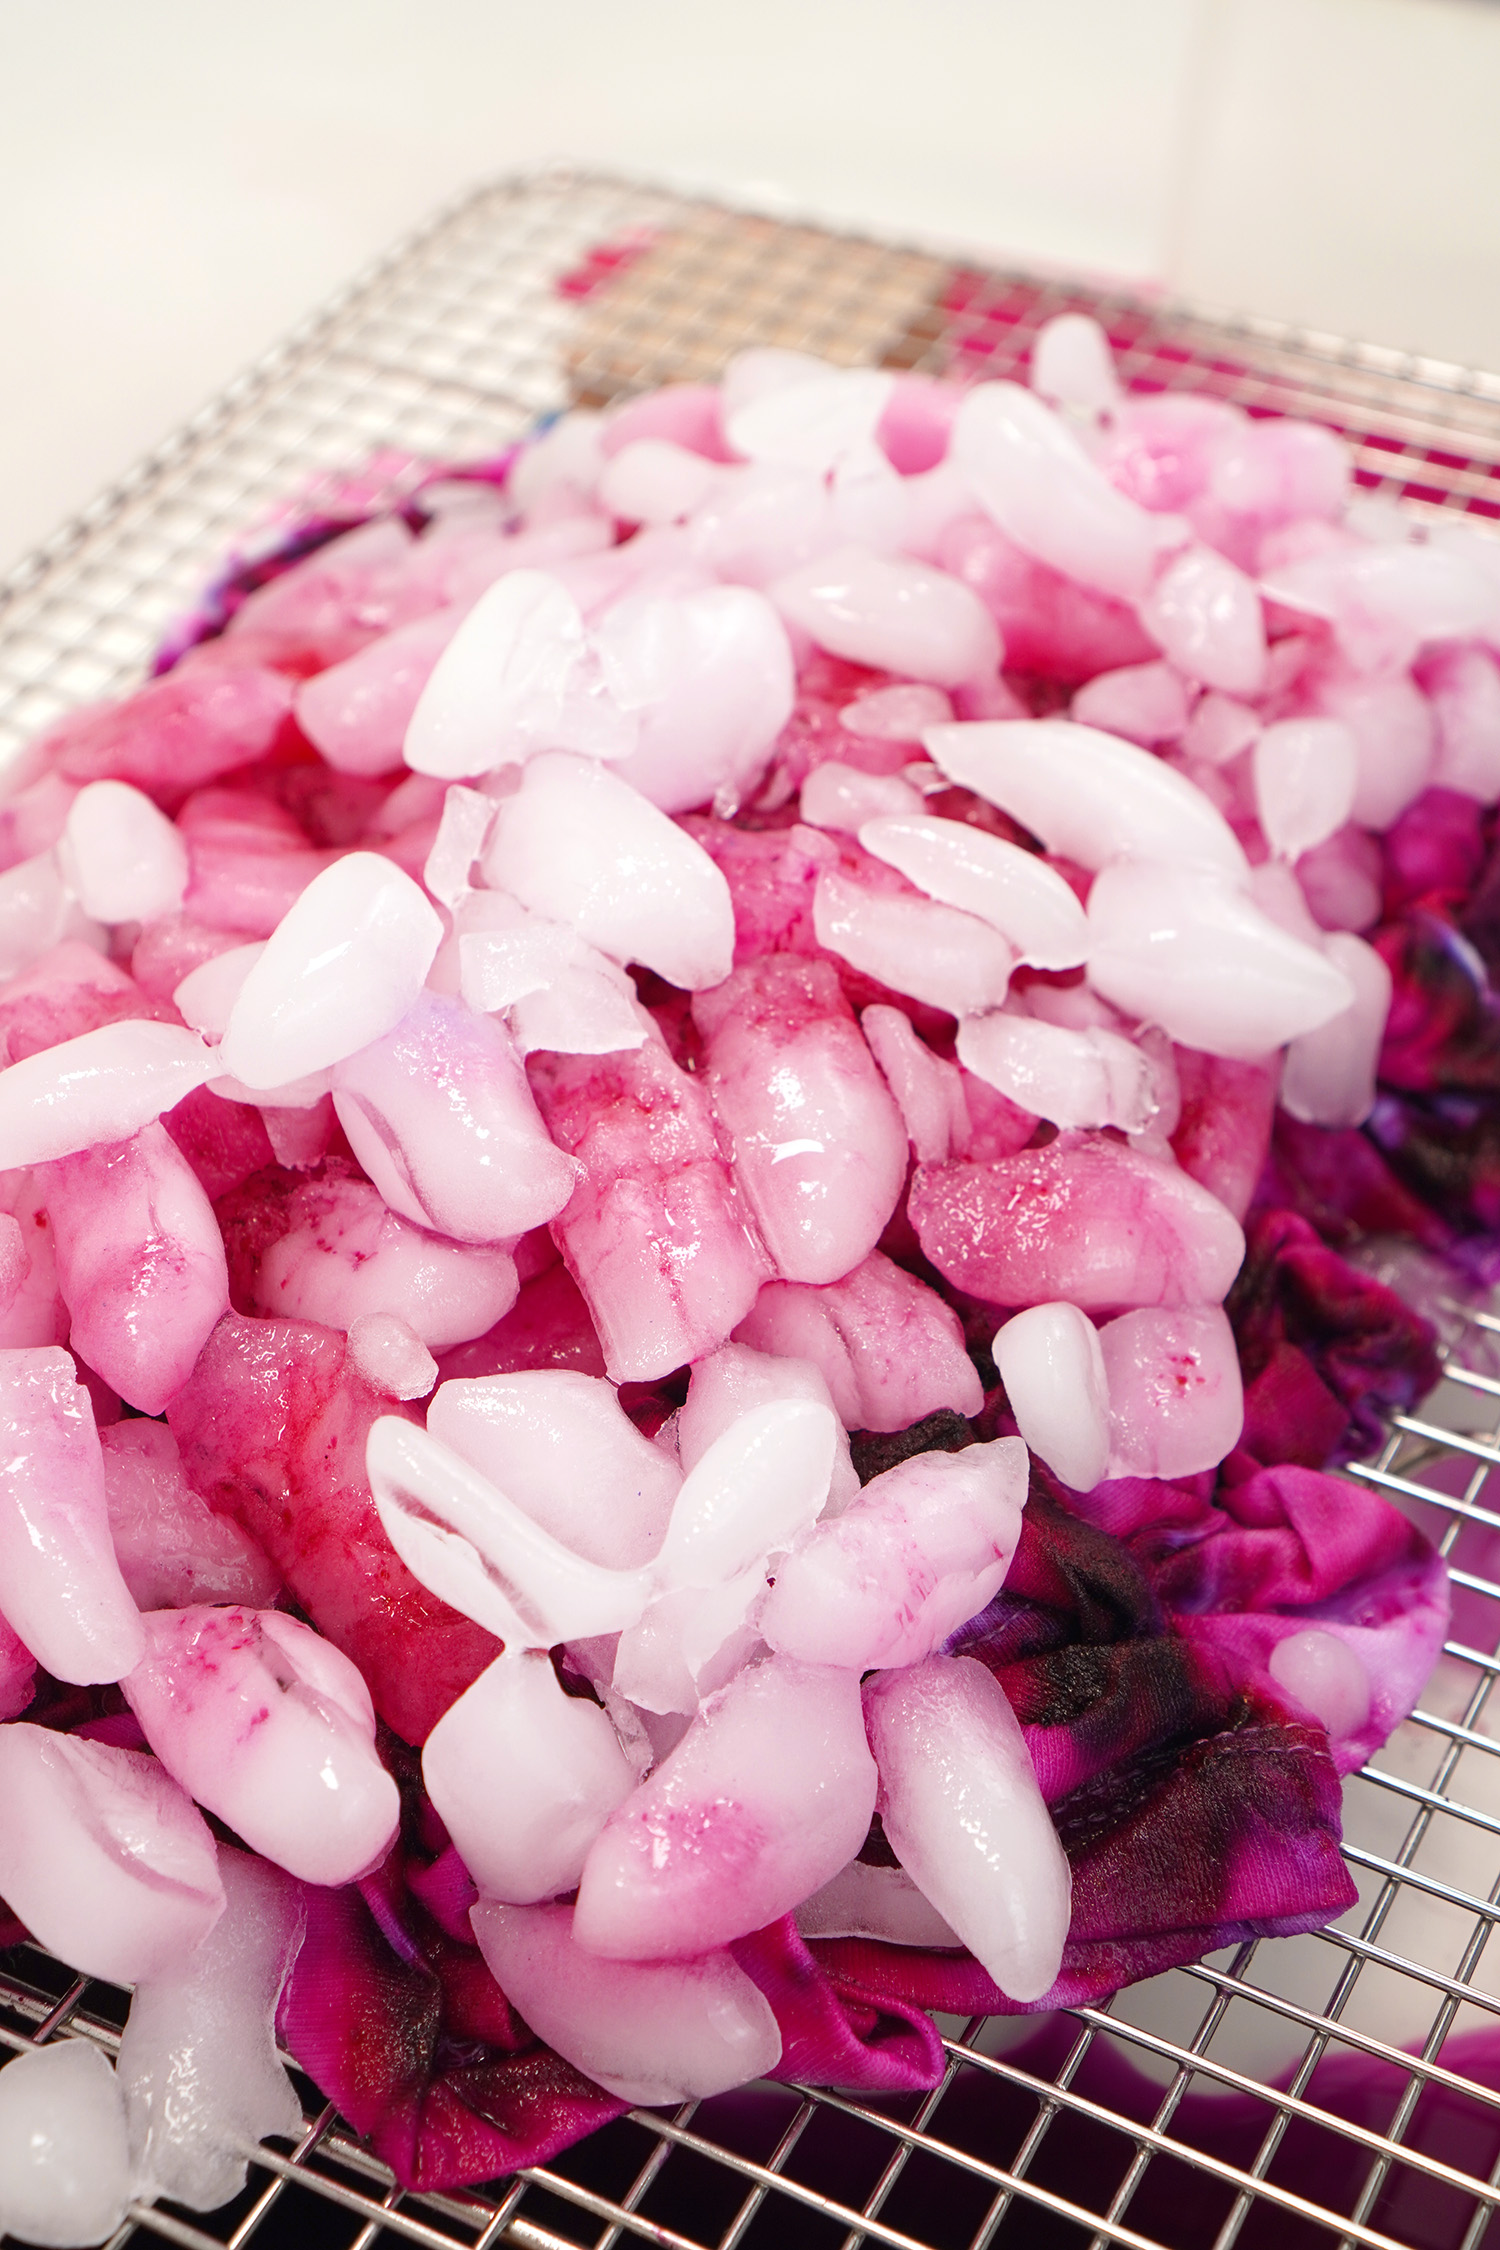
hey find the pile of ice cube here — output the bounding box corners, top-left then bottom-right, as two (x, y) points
(4, 308), (1495, 2239)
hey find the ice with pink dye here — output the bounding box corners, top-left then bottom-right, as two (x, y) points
(101, 1417), (281, 1610)
(529, 1037), (771, 1382)
(40, 1121), (230, 1413)
(0, 1345), (143, 1683)
(123, 1604), (401, 1888)
(472, 1899), (782, 2104)
(909, 1133), (1245, 1311)
(575, 1655), (877, 1959)
(735, 1250), (984, 1433)
(0, 1724), (224, 1984)
(692, 955), (907, 1285)
(761, 1437), (1028, 1670)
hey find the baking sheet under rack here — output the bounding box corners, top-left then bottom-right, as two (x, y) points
(5, 164), (1500, 2250)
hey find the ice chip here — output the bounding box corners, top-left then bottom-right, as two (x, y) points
(864, 1655), (1072, 2004)
(952, 381), (1167, 603)
(118, 1848), (304, 2213)
(123, 1605), (400, 1888)
(574, 1655), (878, 1959)
(858, 813), (1089, 968)
(484, 750), (735, 990)
(1268, 1628), (1372, 1740)
(1030, 313), (1122, 422)
(0, 2041), (132, 2250)
(0, 1018), (216, 1167)
(770, 546), (1001, 688)
(1086, 858), (1356, 1058)
(1253, 717), (1358, 861)
(957, 1012), (1155, 1133)
(924, 718), (1247, 877)
(1279, 930), (1392, 1129)
(812, 868), (1016, 1017)
(58, 779), (189, 924)
(424, 1650), (637, 1902)
(217, 852), (443, 1089)
(993, 1302), (1111, 1492)
(472, 1899), (782, 2103)
(0, 1725), (224, 1985)
(1140, 544), (1267, 697)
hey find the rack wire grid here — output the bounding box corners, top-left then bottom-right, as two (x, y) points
(5, 162), (1500, 2250)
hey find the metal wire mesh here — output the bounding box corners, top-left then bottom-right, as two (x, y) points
(5, 162), (1500, 2250)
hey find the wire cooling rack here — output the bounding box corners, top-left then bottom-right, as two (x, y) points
(6, 164), (1500, 2250)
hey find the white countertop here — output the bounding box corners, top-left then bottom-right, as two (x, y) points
(2, 0), (1496, 576)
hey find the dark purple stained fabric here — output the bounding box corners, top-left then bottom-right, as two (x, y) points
(1226, 1207), (1441, 1467)
(266, 1467), (1448, 2191)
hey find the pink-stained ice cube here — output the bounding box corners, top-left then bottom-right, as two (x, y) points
(769, 547), (1001, 690)
(346, 1310), (439, 1399)
(529, 1039), (771, 1383)
(36, 666), (294, 802)
(796, 1857), (960, 1948)
(656, 1396), (837, 1591)
(864, 1654), (1071, 2004)
(331, 992), (579, 1244)
(101, 1418), (280, 1611)
(1294, 824), (1384, 935)
(0, 1168), (69, 1351)
(860, 1002), (971, 1164)
(118, 1846), (305, 2215)
(800, 759), (926, 833)
(0, 851), (104, 981)
(761, 1436), (1028, 1670)
(423, 1649), (638, 1903)
(1422, 644), (1500, 803)
(1252, 717), (1358, 861)
(599, 584), (796, 815)
(677, 1341), (859, 1512)
(366, 1414), (652, 1647)
(0, 1345), (144, 1682)
(1071, 659), (1191, 746)
(40, 1121), (229, 1414)
(598, 436), (724, 525)
(1139, 544), (1267, 698)
(574, 1655), (877, 1959)
(58, 779), (190, 924)
(1305, 665), (1436, 832)
(812, 866), (1016, 1018)
(484, 750), (735, 990)
(123, 1605), (401, 1887)
(857, 813), (1089, 969)
(956, 1011), (1156, 1133)
(725, 363), (894, 473)
(733, 1251), (984, 1433)
(0, 1725), (224, 1984)
(296, 604), (469, 777)
(953, 382), (1169, 605)
(168, 1313), (499, 1744)
(1097, 1304), (1245, 1478)
(427, 1368), (680, 1569)
(0, 1018), (216, 1167)
(1169, 1048), (1278, 1222)
(1279, 930), (1393, 1129)
(938, 514), (1156, 685)
(0, 940), (157, 1070)
(1085, 861), (1355, 1059)
(909, 1133), (1245, 1311)
(993, 1301), (1111, 1492)
(250, 1168), (518, 1351)
(217, 852), (443, 1090)
(924, 719), (1247, 877)
(471, 1899), (781, 2103)
(692, 956), (907, 1285)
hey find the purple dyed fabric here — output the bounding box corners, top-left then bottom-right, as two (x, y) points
(267, 1462), (1443, 2189)
(1226, 1208), (1441, 1468)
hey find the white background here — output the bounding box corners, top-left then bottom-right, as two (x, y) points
(1, 0), (1497, 573)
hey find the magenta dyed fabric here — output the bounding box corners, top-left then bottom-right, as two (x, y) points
(268, 1452), (1443, 2190)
